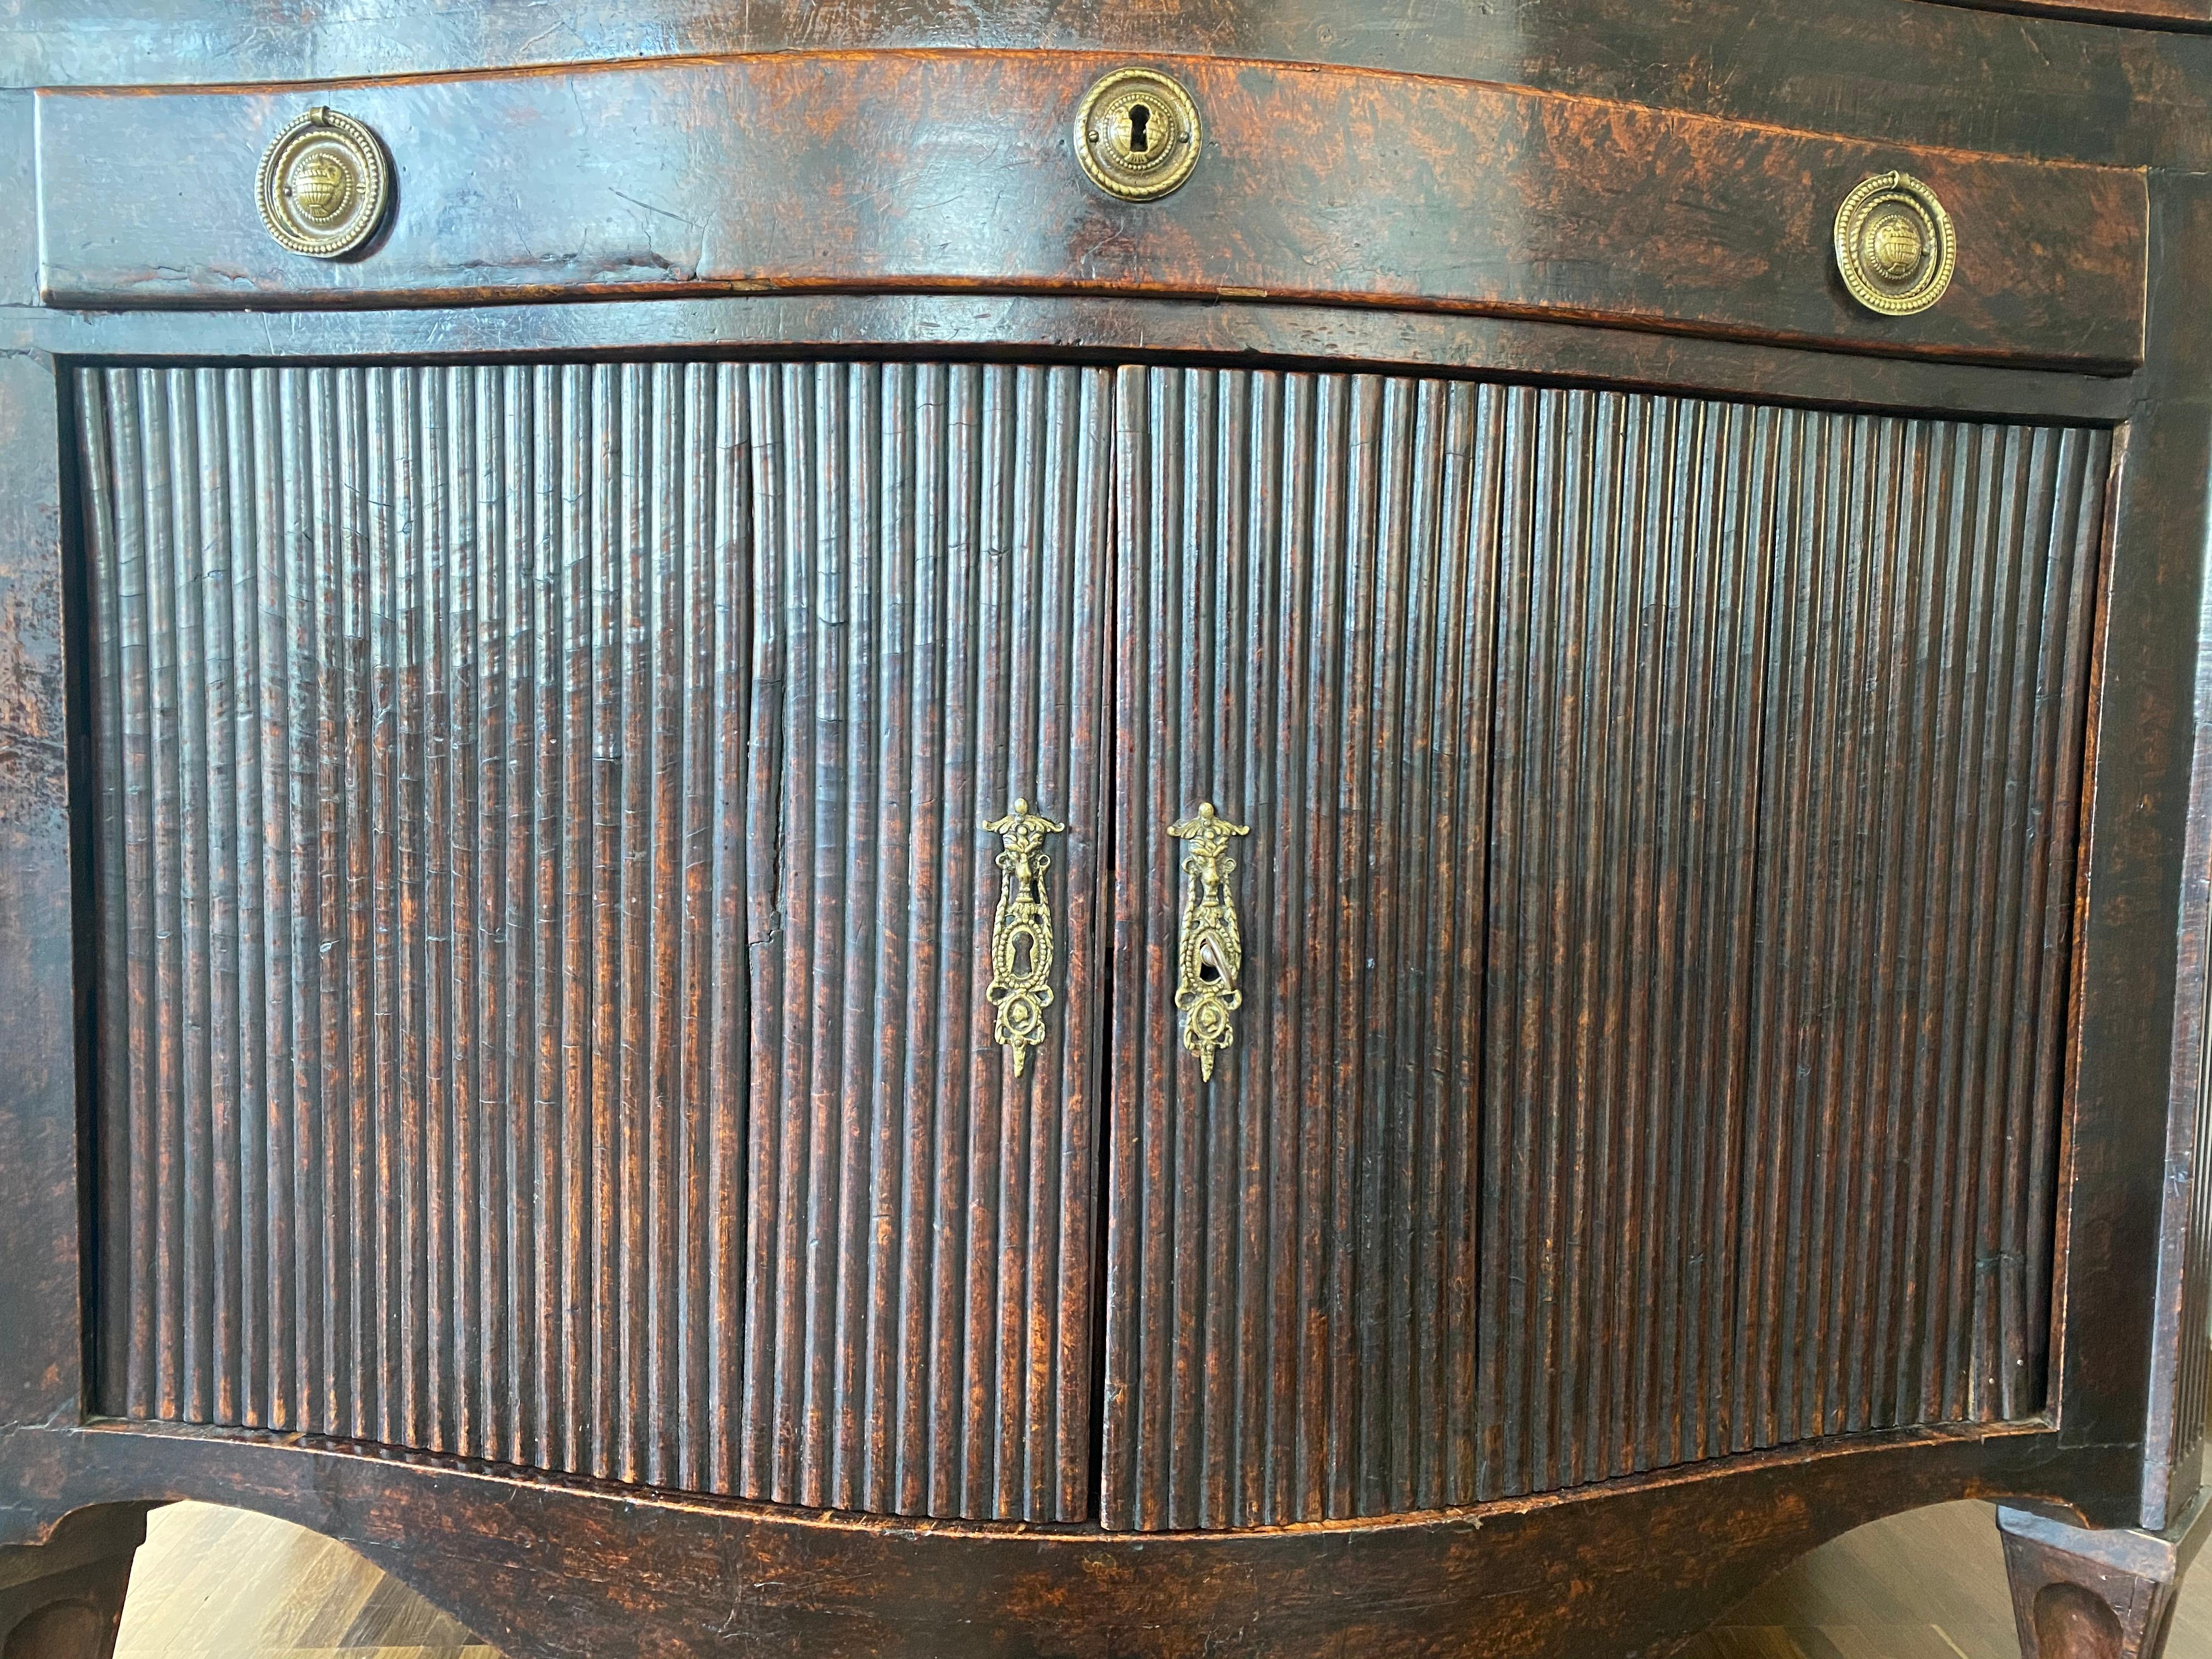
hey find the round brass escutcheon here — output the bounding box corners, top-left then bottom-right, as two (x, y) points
(1075, 68), (1201, 202)
(1834, 171), (1955, 317)
(257, 106), (391, 259)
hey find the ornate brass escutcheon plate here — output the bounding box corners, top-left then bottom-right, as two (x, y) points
(985, 800), (1066, 1077)
(1075, 67), (1202, 202)
(1169, 802), (1250, 1082)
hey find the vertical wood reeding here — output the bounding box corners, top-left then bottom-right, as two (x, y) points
(84, 359), (1106, 1523)
(1102, 366), (2101, 1529)
(83, 359), (2095, 1534)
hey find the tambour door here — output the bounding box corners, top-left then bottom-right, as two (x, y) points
(77, 358), (1113, 1523)
(1100, 365), (2106, 1530)
(1102, 366), (1508, 1530)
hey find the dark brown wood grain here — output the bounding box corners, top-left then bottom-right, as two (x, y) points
(1101, 366), (2102, 1531)
(1936, 0), (2212, 24)
(0, 1418), (2149, 1659)
(733, 360), (1110, 1521)
(34, 54), (2149, 369)
(0, 348), (81, 1444)
(7, 0), (2212, 179)
(1736, 413), (2100, 1440)
(0, 1505), (145, 1659)
(1997, 1495), (2212, 1659)
(3, 293), (2137, 427)
(1103, 366), (1505, 1528)
(2131, 177), (2212, 1541)
(2067, 173), (2212, 1544)
(3, 2), (2210, 1655)
(74, 362), (764, 1483)
(78, 346), (2106, 1545)
(73, 359), (1108, 1523)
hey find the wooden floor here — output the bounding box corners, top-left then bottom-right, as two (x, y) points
(110, 1494), (2212, 1659)
(113, 1503), (497, 1658)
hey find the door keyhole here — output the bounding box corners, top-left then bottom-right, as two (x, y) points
(1127, 103), (1153, 153)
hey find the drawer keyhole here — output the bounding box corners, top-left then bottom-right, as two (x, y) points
(1074, 67), (1201, 202)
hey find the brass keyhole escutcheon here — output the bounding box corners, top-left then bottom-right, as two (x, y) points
(1835, 171), (1955, 318)
(1075, 67), (1201, 202)
(1168, 803), (1250, 1082)
(985, 800), (1067, 1079)
(256, 105), (391, 259)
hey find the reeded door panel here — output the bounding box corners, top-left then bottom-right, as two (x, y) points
(76, 358), (1111, 1522)
(1099, 365), (2104, 1530)
(737, 361), (1110, 1522)
(75, 354), (2104, 1537)
(1100, 366), (1506, 1530)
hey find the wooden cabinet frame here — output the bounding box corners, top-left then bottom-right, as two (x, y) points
(2, 5), (2210, 1653)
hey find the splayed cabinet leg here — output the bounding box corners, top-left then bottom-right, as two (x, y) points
(1996, 1494), (2211, 1659)
(0, 1509), (145, 1659)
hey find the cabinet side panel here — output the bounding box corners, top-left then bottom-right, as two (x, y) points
(0, 351), (77, 1432)
(2169, 968), (2212, 1496)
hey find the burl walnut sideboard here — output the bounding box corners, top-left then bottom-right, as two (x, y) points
(1, 3), (2210, 1657)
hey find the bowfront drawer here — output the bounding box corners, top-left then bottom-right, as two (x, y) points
(37, 52), (2146, 365)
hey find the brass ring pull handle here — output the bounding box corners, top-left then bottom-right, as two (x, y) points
(985, 800), (1066, 1077)
(1169, 803), (1250, 1082)
(1835, 171), (1955, 317)
(257, 106), (392, 258)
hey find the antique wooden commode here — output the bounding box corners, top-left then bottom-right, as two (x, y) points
(2, 3), (2212, 1656)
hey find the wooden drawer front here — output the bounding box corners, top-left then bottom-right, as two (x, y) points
(76, 359), (1109, 1523)
(36, 51), (2146, 369)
